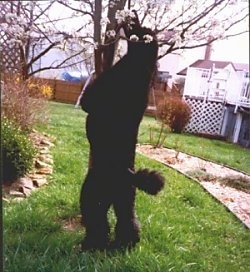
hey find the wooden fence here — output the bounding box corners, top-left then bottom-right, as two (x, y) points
(33, 78), (180, 115)
(40, 78), (85, 105)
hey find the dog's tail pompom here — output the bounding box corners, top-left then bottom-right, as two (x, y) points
(133, 169), (165, 195)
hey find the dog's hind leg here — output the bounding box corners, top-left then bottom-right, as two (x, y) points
(112, 182), (140, 250)
(80, 170), (111, 251)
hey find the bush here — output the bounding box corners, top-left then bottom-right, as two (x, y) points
(156, 96), (191, 133)
(1, 75), (51, 132)
(2, 117), (36, 184)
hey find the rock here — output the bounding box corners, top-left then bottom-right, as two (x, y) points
(36, 167), (53, 175)
(39, 147), (50, 154)
(28, 174), (46, 180)
(2, 197), (10, 203)
(19, 186), (32, 197)
(37, 154), (53, 165)
(35, 159), (50, 169)
(41, 139), (55, 147)
(9, 190), (25, 198)
(18, 177), (34, 189)
(38, 153), (53, 159)
(221, 196), (234, 202)
(33, 178), (48, 187)
(12, 197), (25, 202)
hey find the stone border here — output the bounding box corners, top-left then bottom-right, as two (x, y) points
(2, 130), (54, 202)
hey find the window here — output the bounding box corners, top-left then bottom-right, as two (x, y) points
(202, 71), (209, 78)
(241, 82), (250, 98)
(198, 69), (209, 78)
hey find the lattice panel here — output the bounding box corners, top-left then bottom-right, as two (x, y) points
(184, 97), (224, 135)
(0, 2), (21, 74)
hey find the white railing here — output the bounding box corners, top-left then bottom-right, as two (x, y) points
(184, 92), (250, 107)
(237, 96), (250, 107)
(207, 88), (226, 102)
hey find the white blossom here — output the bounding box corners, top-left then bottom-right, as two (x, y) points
(106, 30), (116, 38)
(143, 34), (153, 43)
(115, 9), (136, 24)
(1, 12), (30, 46)
(5, 13), (17, 23)
(129, 34), (139, 42)
(0, 23), (8, 31)
(16, 15), (27, 26)
(5, 13), (27, 26)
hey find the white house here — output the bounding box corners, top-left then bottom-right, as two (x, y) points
(177, 59), (250, 147)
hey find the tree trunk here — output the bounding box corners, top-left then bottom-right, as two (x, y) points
(94, 0), (127, 76)
(93, 0), (103, 76)
(102, 0), (127, 72)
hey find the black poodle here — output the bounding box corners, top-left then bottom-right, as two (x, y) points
(80, 15), (165, 251)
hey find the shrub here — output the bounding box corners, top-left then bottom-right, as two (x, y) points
(2, 117), (36, 184)
(26, 77), (53, 99)
(156, 96), (191, 133)
(1, 75), (51, 132)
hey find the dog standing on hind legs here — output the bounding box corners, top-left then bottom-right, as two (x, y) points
(80, 13), (165, 251)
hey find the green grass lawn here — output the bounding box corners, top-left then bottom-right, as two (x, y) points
(3, 102), (250, 272)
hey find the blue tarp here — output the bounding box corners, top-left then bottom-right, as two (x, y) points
(61, 71), (87, 82)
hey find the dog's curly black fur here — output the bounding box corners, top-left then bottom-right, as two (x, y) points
(80, 20), (165, 251)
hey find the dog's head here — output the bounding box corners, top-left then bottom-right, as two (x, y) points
(122, 11), (158, 66)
